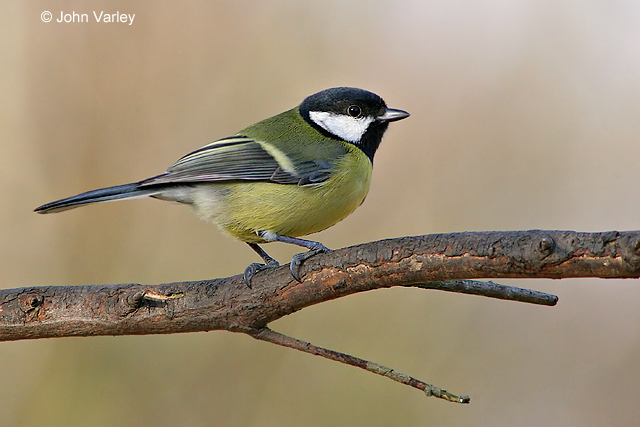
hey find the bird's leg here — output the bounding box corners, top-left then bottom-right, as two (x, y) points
(244, 243), (280, 287)
(257, 231), (331, 282)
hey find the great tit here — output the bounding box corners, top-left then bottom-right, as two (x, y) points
(35, 87), (410, 284)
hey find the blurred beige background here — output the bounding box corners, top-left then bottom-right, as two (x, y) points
(2, 1), (640, 426)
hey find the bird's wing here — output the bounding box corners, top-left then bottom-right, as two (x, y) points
(139, 136), (336, 187)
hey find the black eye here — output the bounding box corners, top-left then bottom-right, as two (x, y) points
(347, 105), (362, 118)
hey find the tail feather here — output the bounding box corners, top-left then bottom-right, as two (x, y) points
(34, 183), (161, 214)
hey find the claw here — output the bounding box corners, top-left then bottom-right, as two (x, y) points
(247, 235), (332, 283)
(289, 244), (331, 282)
(243, 260), (279, 288)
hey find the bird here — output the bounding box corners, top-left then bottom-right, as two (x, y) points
(35, 87), (410, 285)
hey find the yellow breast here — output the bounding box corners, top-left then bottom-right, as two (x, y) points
(190, 145), (372, 243)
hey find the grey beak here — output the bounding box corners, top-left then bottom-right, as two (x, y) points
(377, 108), (410, 123)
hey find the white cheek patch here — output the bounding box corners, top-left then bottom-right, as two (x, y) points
(309, 111), (374, 143)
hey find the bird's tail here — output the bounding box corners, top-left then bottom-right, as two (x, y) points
(34, 183), (162, 214)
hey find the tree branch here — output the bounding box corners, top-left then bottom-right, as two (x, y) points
(248, 327), (470, 403)
(2, 230), (639, 402)
(404, 280), (558, 305)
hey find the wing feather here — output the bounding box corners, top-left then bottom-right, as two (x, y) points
(139, 136), (336, 187)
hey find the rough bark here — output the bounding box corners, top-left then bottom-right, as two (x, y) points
(3, 230), (639, 402)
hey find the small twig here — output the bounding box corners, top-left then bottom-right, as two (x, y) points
(248, 327), (470, 404)
(404, 280), (558, 306)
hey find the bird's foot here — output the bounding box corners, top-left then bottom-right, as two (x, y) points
(290, 244), (332, 282)
(243, 260), (280, 288)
